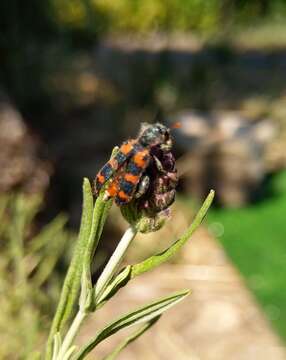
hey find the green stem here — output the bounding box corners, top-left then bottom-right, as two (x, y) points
(56, 310), (87, 360)
(55, 226), (137, 359)
(95, 226), (137, 302)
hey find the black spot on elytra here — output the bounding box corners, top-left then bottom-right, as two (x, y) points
(101, 163), (113, 178)
(119, 179), (135, 195)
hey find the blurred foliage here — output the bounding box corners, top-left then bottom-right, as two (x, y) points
(2, 0), (286, 107)
(0, 193), (73, 359)
(51, 0), (286, 34)
(88, 0), (222, 33)
(207, 170), (286, 342)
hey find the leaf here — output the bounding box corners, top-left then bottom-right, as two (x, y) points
(45, 178), (94, 359)
(81, 147), (119, 310)
(28, 214), (68, 254)
(62, 345), (77, 360)
(30, 216), (70, 286)
(96, 265), (132, 307)
(131, 189), (215, 278)
(46, 175), (113, 359)
(52, 333), (62, 360)
(8, 196), (26, 281)
(32, 232), (68, 287)
(81, 187), (113, 307)
(74, 289), (190, 360)
(95, 191), (215, 303)
(0, 194), (9, 219)
(103, 316), (160, 360)
(0, 194), (9, 237)
(8, 194), (41, 285)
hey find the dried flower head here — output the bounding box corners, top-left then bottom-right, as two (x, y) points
(120, 140), (178, 233)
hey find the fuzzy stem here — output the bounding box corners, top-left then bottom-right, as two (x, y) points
(55, 226), (137, 359)
(94, 226), (137, 302)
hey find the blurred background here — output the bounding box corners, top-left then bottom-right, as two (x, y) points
(1, 0), (286, 358)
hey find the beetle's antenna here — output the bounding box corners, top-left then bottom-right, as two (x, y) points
(153, 108), (164, 124)
(171, 122), (181, 129)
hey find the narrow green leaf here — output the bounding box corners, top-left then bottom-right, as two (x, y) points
(0, 194), (9, 236)
(0, 194), (9, 218)
(46, 173), (113, 359)
(131, 190), (215, 278)
(80, 148), (118, 310)
(32, 232), (68, 287)
(74, 290), (190, 360)
(45, 178), (94, 360)
(96, 191), (215, 302)
(96, 265), (132, 307)
(79, 190), (113, 313)
(52, 333), (62, 360)
(103, 316), (160, 360)
(81, 189), (113, 300)
(29, 352), (41, 360)
(8, 195), (27, 285)
(28, 214), (68, 253)
(62, 345), (77, 360)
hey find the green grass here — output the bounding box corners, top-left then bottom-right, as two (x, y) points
(206, 170), (286, 342)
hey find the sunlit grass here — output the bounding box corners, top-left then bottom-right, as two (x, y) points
(207, 170), (286, 342)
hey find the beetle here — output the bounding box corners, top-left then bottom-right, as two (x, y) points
(93, 123), (174, 206)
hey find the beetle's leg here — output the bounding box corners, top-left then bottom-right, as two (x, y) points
(135, 175), (150, 198)
(153, 155), (166, 174)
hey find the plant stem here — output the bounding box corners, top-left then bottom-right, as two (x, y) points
(56, 226), (137, 359)
(56, 310), (87, 360)
(94, 226), (137, 301)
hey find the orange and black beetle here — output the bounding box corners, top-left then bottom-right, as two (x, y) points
(94, 123), (177, 209)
